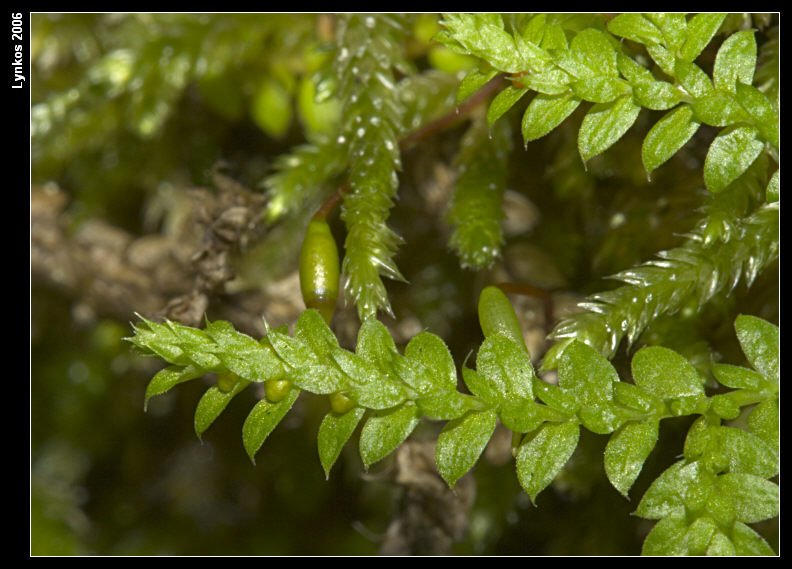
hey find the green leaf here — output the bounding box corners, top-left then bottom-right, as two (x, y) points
(538, 22), (567, 51)
(631, 79), (680, 111)
(347, 378), (408, 410)
(683, 415), (716, 462)
(513, 32), (553, 73)
(703, 125), (764, 193)
(713, 30), (757, 93)
(436, 409), (498, 489)
(532, 378), (577, 416)
(612, 381), (663, 413)
(735, 82), (779, 148)
(164, 321), (221, 370)
(558, 340), (619, 404)
(571, 76), (629, 103)
(607, 13), (663, 45)
(635, 460), (713, 519)
(691, 90), (750, 126)
(289, 364), (350, 394)
(456, 69), (499, 103)
(359, 402), (421, 469)
(521, 92), (581, 143)
(647, 13), (687, 53)
(642, 105), (701, 175)
(329, 346), (375, 385)
(264, 326), (319, 369)
(604, 419), (660, 497)
(716, 426), (778, 478)
(684, 515), (719, 554)
(557, 340), (623, 433)
(355, 317), (398, 373)
(515, 420), (580, 502)
(439, 13), (524, 73)
(641, 510), (689, 555)
(461, 367), (500, 406)
(416, 390), (483, 420)
(391, 355), (437, 397)
(403, 331), (458, 392)
(476, 335), (535, 402)
(499, 399), (546, 434)
(679, 13), (727, 62)
(317, 406), (366, 479)
(674, 59), (713, 99)
(194, 380), (249, 439)
(577, 95), (641, 163)
(766, 169), (779, 202)
(487, 84), (528, 125)
(631, 345), (704, 401)
(731, 521), (777, 555)
(711, 363), (763, 390)
(128, 317), (192, 366)
(709, 473), (779, 524)
(747, 397), (779, 455)
(522, 68), (573, 95)
(144, 365), (204, 410)
(478, 285), (527, 352)
(569, 28), (618, 78)
(242, 387), (300, 463)
(734, 314), (779, 381)
(645, 43), (675, 76)
(705, 531), (736, 556)
(294, 309), (339, 359)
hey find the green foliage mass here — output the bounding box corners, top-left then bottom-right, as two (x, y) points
(32, 13), (778, 555)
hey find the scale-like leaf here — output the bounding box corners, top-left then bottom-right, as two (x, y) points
(734, 314), (779, 381)
(642, 105), (700, 174)
(516, 420), (579, 502)
(242, 388), (300, 463)
(436, 409), (497, 489)
(605, 419), (660, 497)
(194, 380), (250, 439)
(631, 346), (704, 401)
(318, 406), (366, 479)
(359, 402), (421, 469)
(522, 92), (581, 143)
(704, 125), (764, 193)
(578, 95), (641, 163)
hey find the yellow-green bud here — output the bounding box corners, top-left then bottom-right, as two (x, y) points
(329, 392), (356, 414)
(265, 379), (292, 403)
(217, 371), (240, 393)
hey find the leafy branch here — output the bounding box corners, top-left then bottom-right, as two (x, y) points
(128, 305), (778, 554)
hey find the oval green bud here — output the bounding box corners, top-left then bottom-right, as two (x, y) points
(329, 392), (356, 414)
(299, 217), (340, 324)
(478, 285), (527, 352)
(217, 371), (240, 393)
(265, 379), (292, 403)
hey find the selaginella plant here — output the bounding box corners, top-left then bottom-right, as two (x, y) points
(105, 13), (779, 555)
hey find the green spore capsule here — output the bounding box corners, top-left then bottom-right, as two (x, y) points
(478, 285), (528, 352)
(299, 217), (340, 324)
